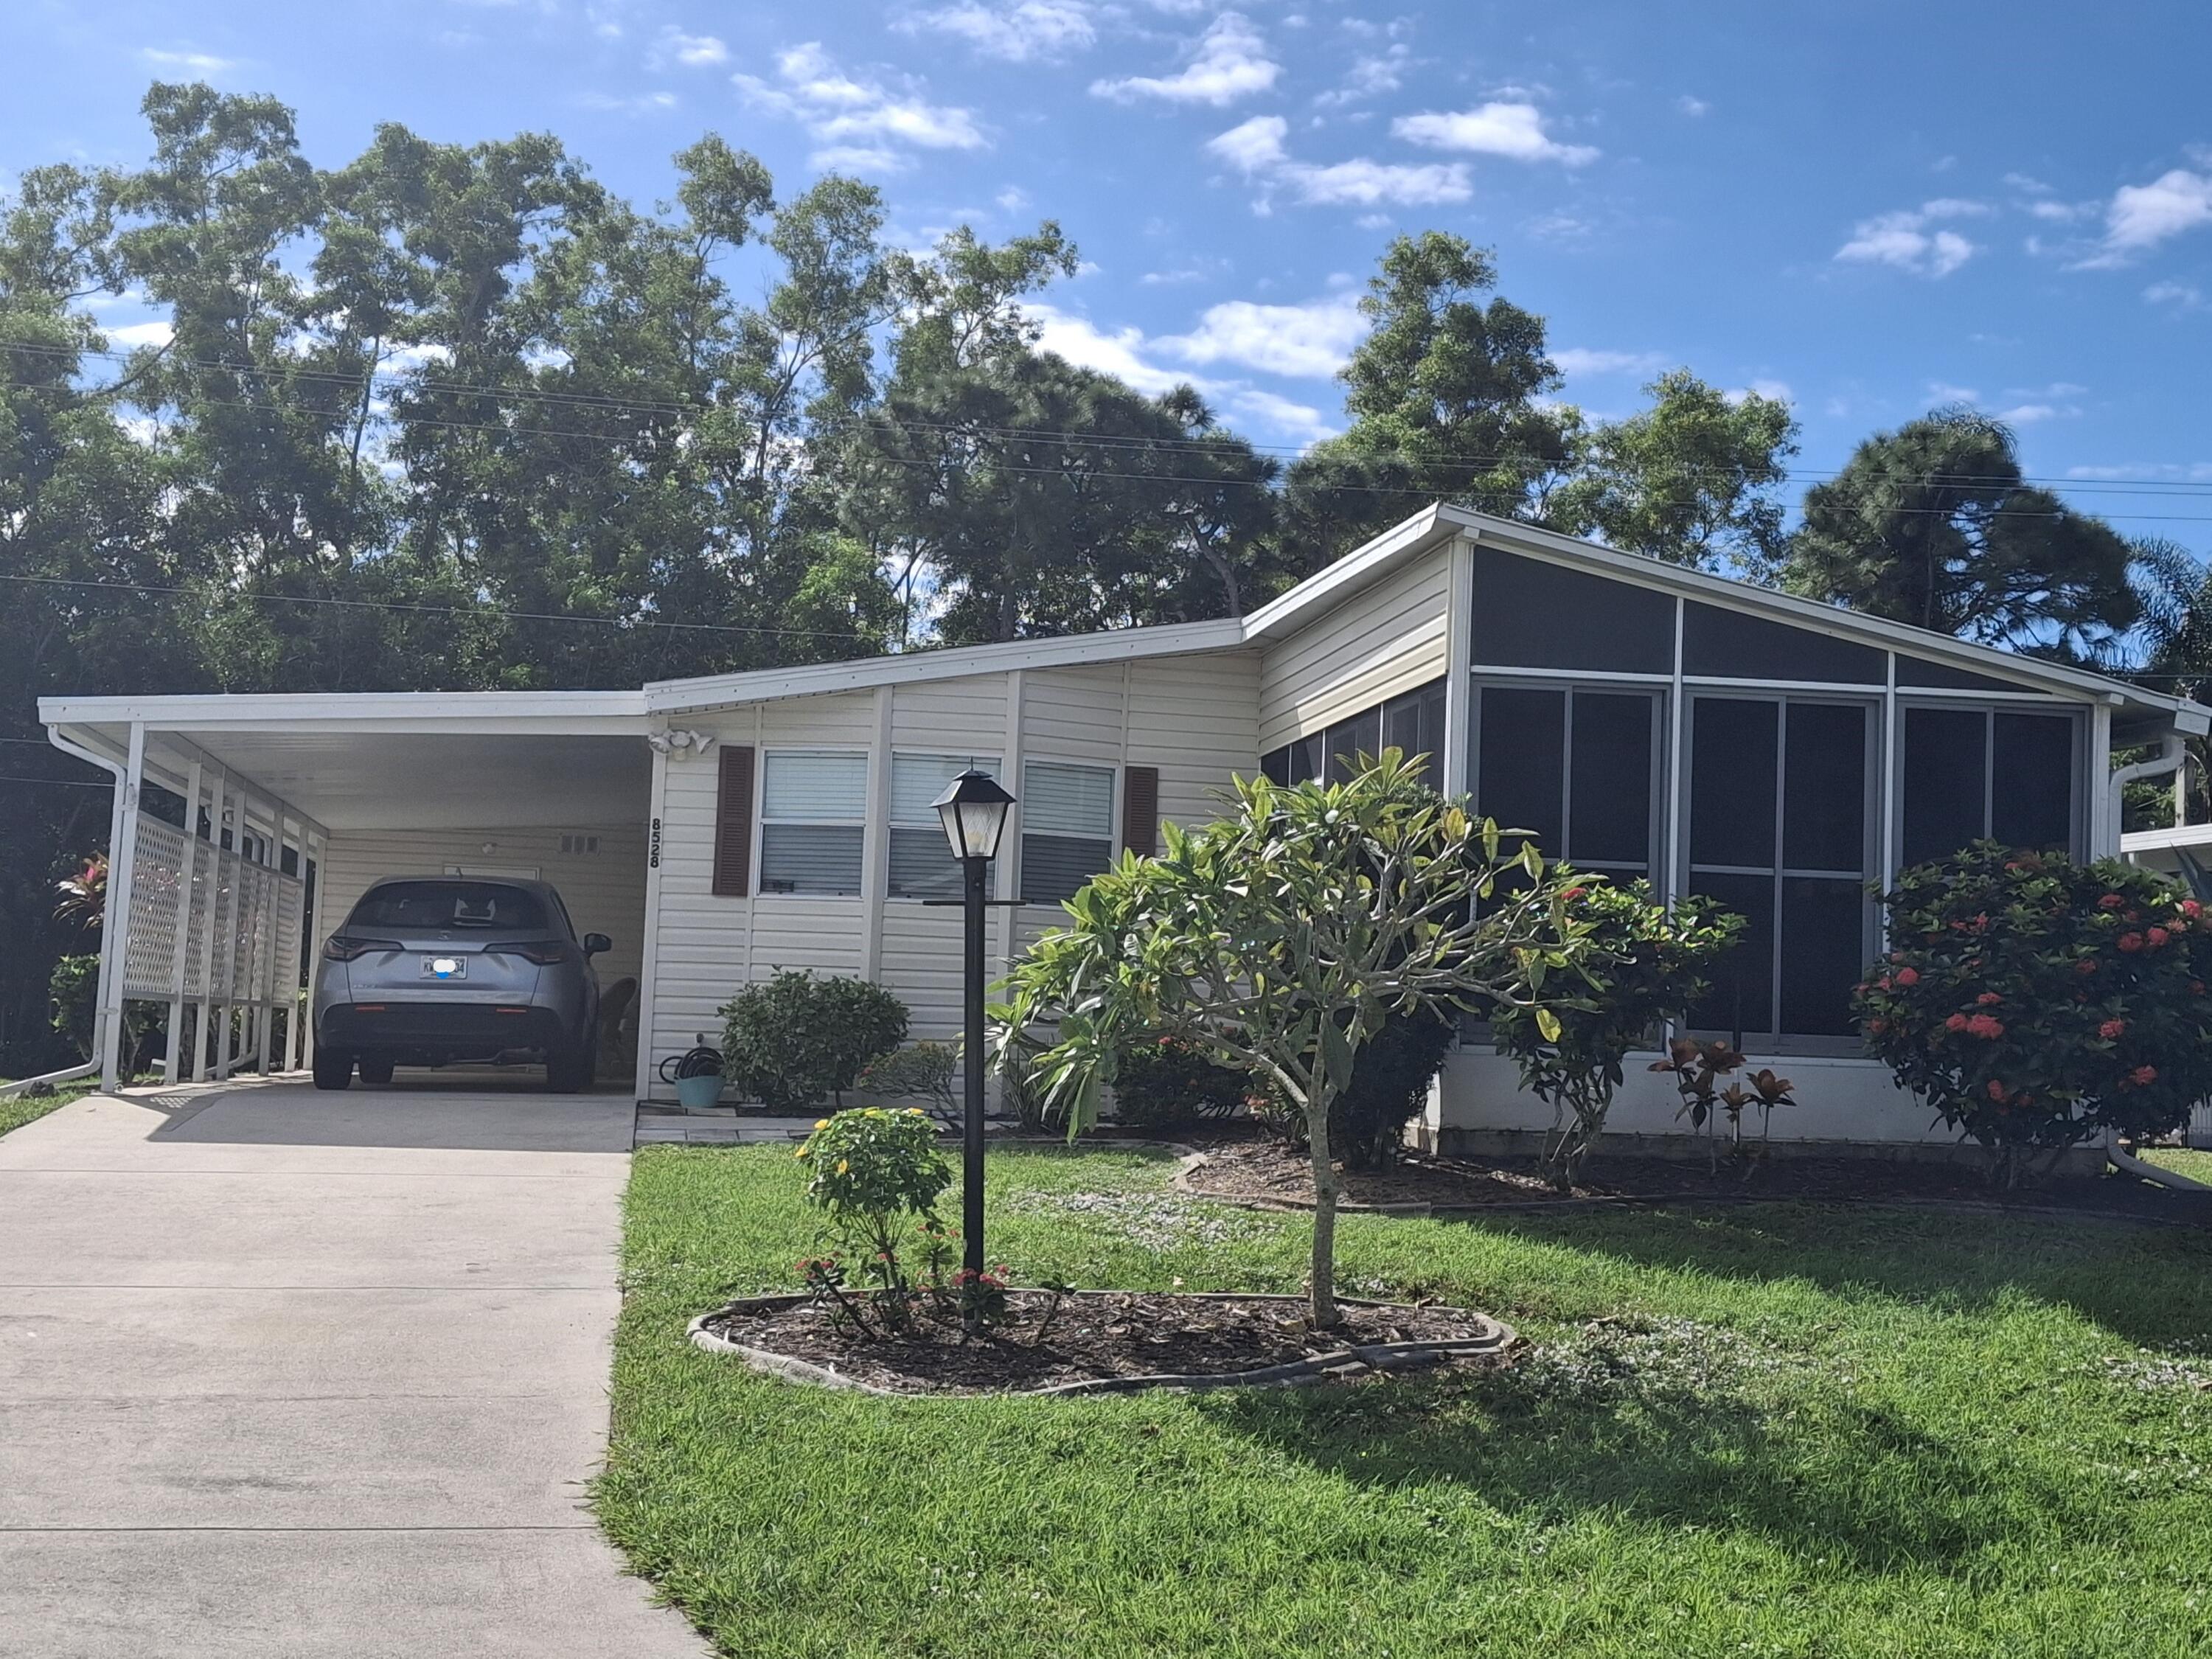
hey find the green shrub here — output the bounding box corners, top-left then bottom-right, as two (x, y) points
(48, 954), (100, 1058)
(855, 1040), (961, 1129)
(1854, 844), (2212, 1186)
(1253, 1004), (1460, 1169)
(1492, 880), (1742, 1188)
(794, 1106), (951, 1333)
(1111, 1034), (1248, 1129)
(720, 970), (908, 1111)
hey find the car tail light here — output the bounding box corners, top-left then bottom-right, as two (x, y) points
(488, 941), (568, 965)
(323, 936), (402, 961)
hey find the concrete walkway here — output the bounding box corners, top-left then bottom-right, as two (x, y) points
(0, 1076), (706, 1658)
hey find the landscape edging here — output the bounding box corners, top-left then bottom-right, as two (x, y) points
(687, 1290), (1515, 1397)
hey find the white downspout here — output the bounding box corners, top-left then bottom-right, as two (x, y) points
(2107, 732), (2185, 853)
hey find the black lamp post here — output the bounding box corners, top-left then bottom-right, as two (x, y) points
(931, 767), (1016, 1279)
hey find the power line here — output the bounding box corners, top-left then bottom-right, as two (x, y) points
(0, 775), (108, 789)
(0, 574), (887, 646)
(10, 335), (2212, 498)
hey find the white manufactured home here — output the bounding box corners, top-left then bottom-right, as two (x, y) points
(41, 504), (2212, 1154)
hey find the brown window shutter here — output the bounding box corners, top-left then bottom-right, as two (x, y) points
(1121, 765), (1160, 858)
(712, 745), (756, 897)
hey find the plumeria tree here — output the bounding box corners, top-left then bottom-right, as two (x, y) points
(997, 753), (1598, 1326)
(1854, 844), (2212, 1186)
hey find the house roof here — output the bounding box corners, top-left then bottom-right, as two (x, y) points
(40, 503), (2210, 741)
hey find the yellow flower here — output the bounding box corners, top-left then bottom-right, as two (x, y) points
(814, 1119), (830, 1130)
(794, 1147), (810, 1159)
(836, 1159), (849, 1174)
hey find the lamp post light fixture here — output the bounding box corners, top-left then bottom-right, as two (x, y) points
(931, 768), (1017, 1281)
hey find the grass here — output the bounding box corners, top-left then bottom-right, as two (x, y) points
(601, 1144), (2212, 1658)
(0, 1077), (96, 1139)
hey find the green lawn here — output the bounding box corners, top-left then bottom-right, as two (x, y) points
(601, 1144), (2212, 1658)
(0, 1078), (95, 1139)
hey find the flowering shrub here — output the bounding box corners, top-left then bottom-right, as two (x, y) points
(1853, 843), (2212, 1186)
(1111, 1034), (1249, 1128)
(721, 970), (908, 1110)
(1492, 880), (1742, 1188)
(796, 1107), (951, 1330)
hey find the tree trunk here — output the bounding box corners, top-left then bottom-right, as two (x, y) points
(1304, 1092), (1340, 1327)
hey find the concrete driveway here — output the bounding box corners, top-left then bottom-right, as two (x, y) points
(0, 1075), (706, 1659)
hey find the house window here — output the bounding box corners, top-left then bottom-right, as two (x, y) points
(888, 752), (999, 900)
(1470, 682), (1660, 879)
(757, 751), (867, 896)
(1260, 679), (1448, 790)
(1684, 696), (1872, 1043)
(1022, 760), (1116, 906)
(1901, 706), (2079, 867)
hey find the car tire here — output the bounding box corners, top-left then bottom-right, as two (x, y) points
(358, 1057), (395, 1085)
(313, 1051), (354, 1091)
(546, 1044), (590, 1094)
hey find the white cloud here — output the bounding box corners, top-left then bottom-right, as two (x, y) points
(1160, 294), (1367, 378)
(651, 28), (728, 67)
(582, 90), (678, 114)
(995, 185), (1030, 211)
(1834, 200), (1988, 277)
(1995, 402), (2060, 425)
(139, 47), (237, 74)
(1206, 115), (1470, 209)
(1677, 94), (1708, 117)
(734, 43), (986, 167)
(2027, 198), (2091, 222)
(105, 320), (173, 349)
(1206, 114), (1289, 171)
(1728, 379), (1793, 406)
(1024, 302), (1338, 445)
(1091, 12), (1279, 106)
(2003, 171), (2051, 194)
(1927, 380), (1981, 404)
(1552, 347), (1668, 378)
(2078, 167), (2212, 266)
(1314, 45), (1411, 108)
(1222, 386), (1332, 444)
(1393, 102), (1599, 167)
(902, 1), (1096, 62)
(2146, 279), (2205, 309)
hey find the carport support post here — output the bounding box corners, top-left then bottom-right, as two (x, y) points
(164, 756), (203, 1086)
(255, 815), (280, 1074)
(97, 723), (147, 1093)
(192, 769), (226, 1082)
(297, 830), (321, 1073)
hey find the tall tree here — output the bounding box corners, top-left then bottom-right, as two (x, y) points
(1781, 409), (2139, 656)
(1282, 232), (1575, 569)
(1546, 370), (1798, 574)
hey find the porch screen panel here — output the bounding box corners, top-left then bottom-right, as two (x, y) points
(759, 751), (867, 896)
(888, 753), (998, 900)
(1686, 696), (1871, 1042)
(1470, 549), (1674, 674)
(1901, 709), (1986, 867)
(1991, 713), (2076, 852)
(1023, 760), (1116, 906)
(120, 818), (189, 999)
(1902, 706), (2078, 866)
(1474, 684), (1658, 877)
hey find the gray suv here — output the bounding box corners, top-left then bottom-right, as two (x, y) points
(312, 877), (609, 1093)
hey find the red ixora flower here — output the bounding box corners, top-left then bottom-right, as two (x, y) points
(1560, 886), (1587, 902)
(2118, 932), (2146, 953)
(2132, 1065), (2160, 1087)
(2099, 1018), (2127, 1040)
(1865, 1017), (1887, 1034)
(2184, 899), (2204, 919)
(1965, 1013), (2005, 1039)
(2148, 927), (2171, 948)
(1975, 991), (2001, 1006)
(1895, 967), (1920, 987)
(1987, 1079), (2008, 1102)
(2076, 959), (2099, 976)
(2099, 894), (2126, 911)
(1945, 1013), (1970, 1032)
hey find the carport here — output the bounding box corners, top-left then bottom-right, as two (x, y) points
(39, 692), (654, 1095)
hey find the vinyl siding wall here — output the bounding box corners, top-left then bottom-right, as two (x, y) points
(641, 655), (1264, 1091)
(1256, 543), (1453, 752)
(313, 823), (649, 1001)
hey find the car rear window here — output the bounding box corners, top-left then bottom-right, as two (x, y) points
(347, 881), (549, 932)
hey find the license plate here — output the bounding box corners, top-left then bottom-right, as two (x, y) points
(421, 955), (467, 981)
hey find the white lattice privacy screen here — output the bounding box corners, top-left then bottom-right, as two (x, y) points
(119, 815), (302, 1006)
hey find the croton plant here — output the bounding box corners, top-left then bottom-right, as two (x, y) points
(1852, 841), (2212, 1185)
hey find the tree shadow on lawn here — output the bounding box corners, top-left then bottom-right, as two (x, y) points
(1417, 1200), (2212, 1354)
(1199, 1342), (2085, 1577)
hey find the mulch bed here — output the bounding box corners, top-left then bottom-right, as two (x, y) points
(693, 1290), (1512, 1396)
(1177, 1135), (2212, 1224)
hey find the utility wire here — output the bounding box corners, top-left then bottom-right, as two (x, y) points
(7, 335), (2212, 498)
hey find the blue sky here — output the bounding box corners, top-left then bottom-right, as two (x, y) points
(7, 0), (2212, 549)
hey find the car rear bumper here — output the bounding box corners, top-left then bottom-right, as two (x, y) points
(318, 1001), (568, 1059)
